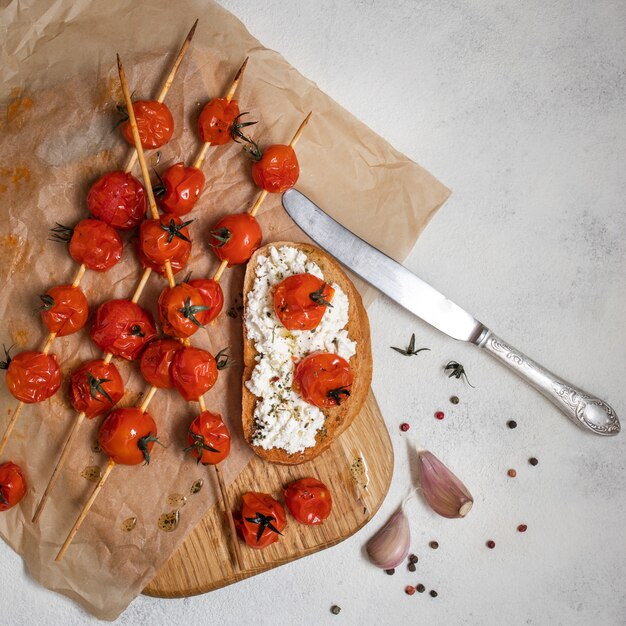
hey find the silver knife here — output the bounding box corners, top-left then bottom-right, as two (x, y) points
(282, 189), (620, 436)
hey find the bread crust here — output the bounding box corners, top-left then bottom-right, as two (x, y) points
(241, 242), (372, 465)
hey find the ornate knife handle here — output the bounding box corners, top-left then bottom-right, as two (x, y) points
(477, 330), (620, 436)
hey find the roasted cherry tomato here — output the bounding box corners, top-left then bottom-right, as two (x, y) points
(98, 408), (159, 465)
(188, 278), (224, 324)
(120, 100), (174, 150)
(197, 98), (240, 145)
(136, 238), (189, 277)
(86, 170), (146, 230)
(0, 462), (27, 512)
(68, 359), (124, 419)
(170, 346), (219, 401)
(0, 349), (61, 404)
(157, 283), (209, 339)
(293, 352), (353, 409)
(90, 299), (157, 360)
(139, 215), (192, 267)
(158, 162), (205, 216)
(251, 144), (299, 193)
(209, 212), (262, 266)
(233, 492), (286, 549)
(51, 219), (123, 272)
(139, 339), (180, 388)
(273, 274), (334, 331)
(39, 284), (89, 337)
(284, 477), (332, 525)
(186, 410), (230, 465)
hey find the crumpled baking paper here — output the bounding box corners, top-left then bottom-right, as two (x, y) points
(0, 0), (449, 619)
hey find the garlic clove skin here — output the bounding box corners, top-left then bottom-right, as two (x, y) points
(417, 449), (473, 519)
(365, 506), (410, 569)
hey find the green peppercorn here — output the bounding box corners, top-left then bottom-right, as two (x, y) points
(330, 605), (341, 615)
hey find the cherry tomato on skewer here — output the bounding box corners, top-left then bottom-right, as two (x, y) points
(251, 144), (299, 193)
(39, 284), (89, 337)
(136, 240), (189, 277)
(156, 163), (205, 216)
(197, 98), (241, 145)
(0, 348), (61, 404)
(0, 462), (27, 512)
(209, 212), (262, 266)
(187, 278), (224, 324)
(273, 274), (334, 331)
(51, 220), (123, 272)
(86, 170), (146, 230)
(157, 283), (210, 339)
(284, 477), (332, 525)
(293, 352), (353, 409)
(233, 492), (286, 549)
(68, 359), (124, 418)
(139, 215), (193, 267)
(120, 100), (174, 150)
(185, 411), (230, 465)
(139, 339), (181, 389)
(98, 408), (160, 465)
(90, 299), (157, 360)
(170, 346), (229, 401)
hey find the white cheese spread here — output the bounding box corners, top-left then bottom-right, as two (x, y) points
(245, 245), (356, 454)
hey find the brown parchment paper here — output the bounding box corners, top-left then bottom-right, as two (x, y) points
(0, 0), (450, 620)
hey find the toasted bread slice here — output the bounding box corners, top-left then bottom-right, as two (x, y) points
(242, 242), (372, 465)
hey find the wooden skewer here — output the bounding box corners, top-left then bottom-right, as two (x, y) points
(32, 411), (87, 523)
(55, 457), (116, 562)
(192, 57), (249, 171)
(124, 20), (198, 173)
(0, 403), (24, 456)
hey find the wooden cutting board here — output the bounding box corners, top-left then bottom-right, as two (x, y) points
(144, 389), (392, 597)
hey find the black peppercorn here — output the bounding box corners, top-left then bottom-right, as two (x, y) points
(408, 554), (418, 564)
(529, 457), (539, 466)
(384, 568), (395, 575)
(507, 420), (517, 429)
(429, 590), (438, 598)
(416, 584), (425, 593)
(429, 541), (439, 549)
(408, 563), (416, 572)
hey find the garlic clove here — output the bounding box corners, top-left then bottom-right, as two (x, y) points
(365, 506), (410, 569)
(417, 449), (473, 519)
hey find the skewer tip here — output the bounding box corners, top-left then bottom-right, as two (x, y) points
(235, 56), (249, 81)
(188, 19), (199, 41)
(116, 53), (122, 70)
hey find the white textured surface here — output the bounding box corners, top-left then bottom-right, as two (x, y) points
(2, 1), (625, 624)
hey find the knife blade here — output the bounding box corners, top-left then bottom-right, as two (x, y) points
(282, 188), (620, 436)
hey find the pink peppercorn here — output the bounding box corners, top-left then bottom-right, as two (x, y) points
(517, 524), (528, 533)
(486, 540), (496, 549)
(435, 411), (445, 420)
(405, 586), (416, 596)
(400, 423), (410, 432)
